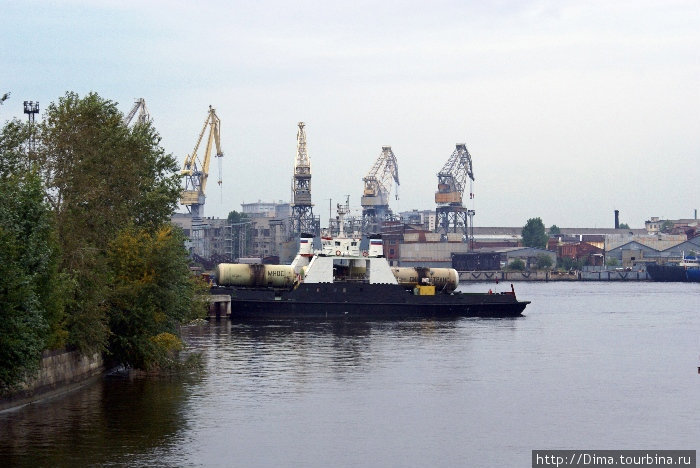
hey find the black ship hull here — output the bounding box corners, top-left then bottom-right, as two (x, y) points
(646, 264), (698, 282)
(213, 283), (529, 320)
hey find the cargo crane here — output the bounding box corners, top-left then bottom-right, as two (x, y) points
(180, 106), (223, 255)
(435, 143), (475, 247)
(361, 146), (400, 234)
(123, 98), (151, 126)
(290, 122), (319, 238)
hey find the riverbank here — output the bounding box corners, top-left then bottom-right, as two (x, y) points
(0, 348), (104, 412)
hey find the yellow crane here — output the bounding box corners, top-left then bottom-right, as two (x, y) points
(180, 105), (223, 218)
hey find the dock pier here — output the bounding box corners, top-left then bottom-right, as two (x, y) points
(208, 294), (231, 319)
(458, 270), (650, 282)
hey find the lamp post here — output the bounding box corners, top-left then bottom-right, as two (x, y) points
(23, 101), (39, 152)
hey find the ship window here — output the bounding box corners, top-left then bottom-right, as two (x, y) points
(343, 287), (346, 293)
(351, 242), (357, 246)
(335, 241), (341, 246)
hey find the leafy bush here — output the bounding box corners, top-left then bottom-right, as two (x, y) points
(558, 257), (586, 270)
(106, 225), (206, 369)
(536, 254), (553, 270)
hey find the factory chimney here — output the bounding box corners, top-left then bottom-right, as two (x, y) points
(695, 209), (697, 220)
(614, 210), (620, 229)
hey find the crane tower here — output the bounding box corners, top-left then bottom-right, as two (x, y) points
(435, 143), (475, 246)
(290, 122), (318, 238)
(361, 146), (400, 234)
(180, 106), (223, 255)
(123, 98), (151, 126)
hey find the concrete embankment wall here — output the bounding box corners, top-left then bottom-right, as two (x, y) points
(0, 348), (104, 412)
(459, 270), (650, 282)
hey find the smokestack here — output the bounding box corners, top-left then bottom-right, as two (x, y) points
(695, 209), (698, 220)
(614, 210), (620, 229)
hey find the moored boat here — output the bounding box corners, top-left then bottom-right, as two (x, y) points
(647, 256), (700, 282)
(211, 218), (530, 320)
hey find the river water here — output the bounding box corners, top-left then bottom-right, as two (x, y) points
(1, 282), (699, 467)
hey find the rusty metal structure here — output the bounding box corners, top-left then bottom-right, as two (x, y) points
(361, 146), (400, 234)
(435, 143), (475, 246)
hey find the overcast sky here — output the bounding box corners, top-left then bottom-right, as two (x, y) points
(2, 0), (698, 228)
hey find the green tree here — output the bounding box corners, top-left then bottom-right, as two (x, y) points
(605, 257), (619, 267)
(549, 225), (561, 236)
(106, 225), (207, 369)
(0, 119), (32, 174)
(1, 92), (197, 373)
(558, 257), (586, 270)
(227, 210), (252, 257)
(507, 258), (526, 270)
(522, 217), (548, 249)
(36, 92), (182, 354)
(0, 171), (55, 391)
(619, 223), (630, 230)
(536, 253), (553, 270)
(660, 220), (674, 233)
(227, 210), (249, 224)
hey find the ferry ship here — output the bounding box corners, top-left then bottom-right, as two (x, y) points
(211, 220), (530, 320)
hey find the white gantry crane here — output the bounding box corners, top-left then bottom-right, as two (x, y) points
(435, 143), (475, 246)
(123, 98), (151, 126)
(361, 146), (400, 234)
(290, 122), (317, 238)
(180, 106), (223, 255)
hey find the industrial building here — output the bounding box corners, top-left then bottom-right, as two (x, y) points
(606, 236), (700, 268)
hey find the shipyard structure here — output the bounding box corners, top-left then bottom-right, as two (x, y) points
(167, 112), (698, 275)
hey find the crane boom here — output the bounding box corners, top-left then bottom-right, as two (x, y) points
(361, 146), (400, 208)
(180, 105), (223, 217)
(361, 146), (400, 234)
(123, 98), (151, 126)
(435, 143), (474, 206)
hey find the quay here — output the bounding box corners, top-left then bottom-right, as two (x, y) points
(458, 270), (650, 282)
(208, 294), (231, 319)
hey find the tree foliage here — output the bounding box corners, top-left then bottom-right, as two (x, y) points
(35, 92), (183, 354)
(1, 91), (198, 380)
(507, 258), (526, 271)
(227, 210), (252, 257)
(549, 225), (561, 236)
(536, 253), (553, 270)
(522, 217), (548, 249)
(0, 171), (56, 391)
(660, 220), (673, 233)
(227, 210), (250, 224)
(106, 224), (206, 369)
(619, 223), (630, 230)
(558, 257), (586, 270)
